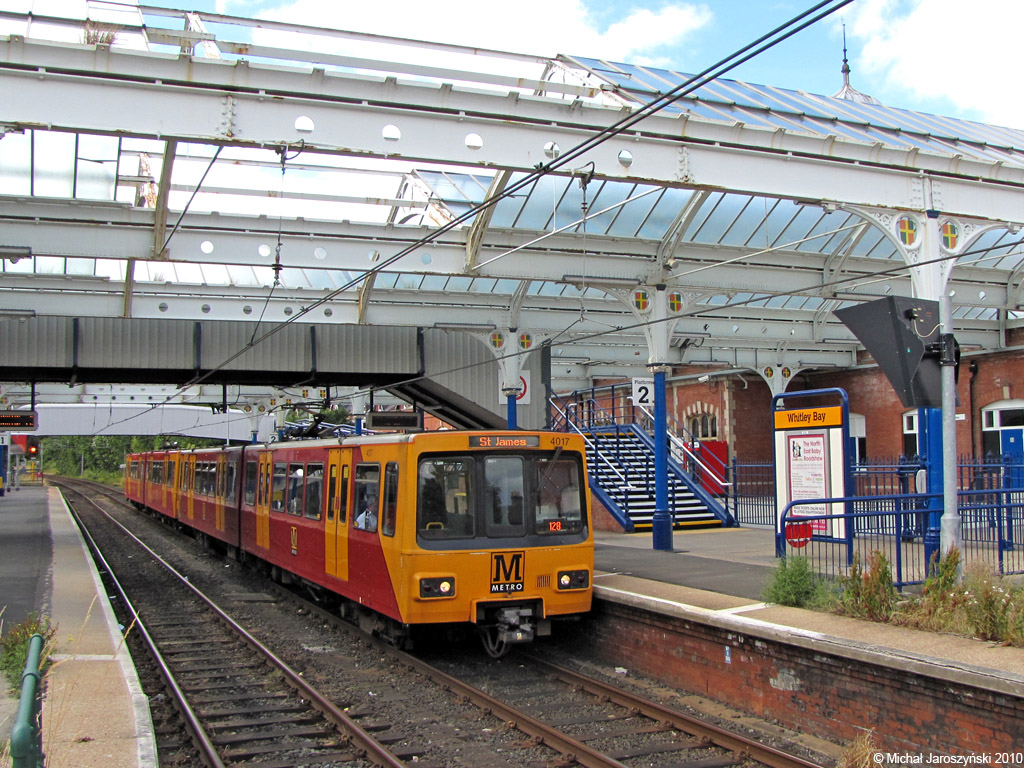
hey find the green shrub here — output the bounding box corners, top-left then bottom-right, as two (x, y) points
(763, 556), (815, 606)
(0, 612), (56, 695)
(837, 551), (898, 622)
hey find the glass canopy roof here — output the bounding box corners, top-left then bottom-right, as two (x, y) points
(2, 1), (1023, 392)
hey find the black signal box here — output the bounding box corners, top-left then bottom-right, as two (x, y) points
(834, 296), (943, 408)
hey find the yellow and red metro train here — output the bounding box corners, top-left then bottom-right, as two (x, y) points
(125, 430), (593, 656)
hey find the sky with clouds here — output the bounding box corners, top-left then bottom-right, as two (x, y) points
(149, 0), (1023, 130)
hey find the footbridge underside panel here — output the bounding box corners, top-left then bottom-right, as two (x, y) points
(0, 318), (548, 429)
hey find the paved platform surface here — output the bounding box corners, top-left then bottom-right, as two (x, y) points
(595, 527), (1024, 687)
(0, 486), (156, 768)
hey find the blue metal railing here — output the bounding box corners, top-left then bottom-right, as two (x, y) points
(777, 494), (940, 588)
(777, 483), (1024, 586)
(10, 633), (46, 768)
(553, 389), (733, 495)
(552, 392), (734, 524)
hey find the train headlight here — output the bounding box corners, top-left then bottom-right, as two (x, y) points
(556, 570), (589, 590)
(419, 576), (456, 599)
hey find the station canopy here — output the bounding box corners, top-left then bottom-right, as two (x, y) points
(2, 1), (1024, 405)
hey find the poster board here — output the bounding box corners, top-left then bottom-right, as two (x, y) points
(773, 392), (850, 544)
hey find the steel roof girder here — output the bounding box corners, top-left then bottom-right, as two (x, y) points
(8, 34), (1024, 188)
(8, 63), (1024, 223)
(4, 204), (1013, 309)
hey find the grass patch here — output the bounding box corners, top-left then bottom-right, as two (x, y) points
(837, 730), (878, 768)
(0, 612), (57, 696)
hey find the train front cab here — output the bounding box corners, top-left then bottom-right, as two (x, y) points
(235, 432), (592, 656)
(395, 431), (594, 656)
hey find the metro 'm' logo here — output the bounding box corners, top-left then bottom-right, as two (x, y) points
(491, 551), (525, 593)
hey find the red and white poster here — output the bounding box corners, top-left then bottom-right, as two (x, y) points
(785, 433), (829, 531)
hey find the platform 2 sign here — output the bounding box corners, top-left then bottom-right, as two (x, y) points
(773, 402), (848, 544)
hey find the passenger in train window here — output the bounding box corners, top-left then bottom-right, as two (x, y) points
(355, 485), (378, 532)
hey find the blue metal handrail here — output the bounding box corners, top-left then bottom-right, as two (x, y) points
(10, 633), (46, 768)
(635, 404), (731, 493)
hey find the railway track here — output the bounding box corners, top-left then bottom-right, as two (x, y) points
(57, 479), (409, 768)
(55, 477), (830, 768)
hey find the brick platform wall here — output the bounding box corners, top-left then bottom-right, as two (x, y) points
(564, 599), (1023, 755)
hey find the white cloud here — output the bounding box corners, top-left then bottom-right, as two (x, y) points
(247, 0), (711, 65)
(850, 0), (1024, 129)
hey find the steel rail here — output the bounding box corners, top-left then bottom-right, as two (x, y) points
(55, 479), (407, 768)
(58, 484), (226, 768)
(386, 645), (633, 768)
(524, 654), (827, 768)
(69, 476), (824, 768)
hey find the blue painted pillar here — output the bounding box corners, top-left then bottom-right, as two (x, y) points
(506, 392), (518, 429)
(919, 406), (944, 570)
(651, 368), (673, 551)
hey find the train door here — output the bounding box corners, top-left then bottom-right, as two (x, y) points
(256, 451), (273, 549)
(167, 455), (179, 515)
(215, 455), (227, 532)
(184, 455), (196, 521)
(325, 448), (352, 580)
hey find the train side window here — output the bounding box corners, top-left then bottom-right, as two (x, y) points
(167, 459), (177, 487)
(534, 457), (585, 535)
(381, 462), (398, 537)
(353, 464), (380, 532)
(287, 463), (304, 516)
(224, 460), (237, 503)
(340, 465), (349, 524)
(271, 463), (287, 513)
(327, 465), (337, 521)
(417, 457), (474, 539)
(305, 464), (324, 520)
(484, 457), (527, 537)
(257, 462), (267, 507)
(244, 461), (258, 505)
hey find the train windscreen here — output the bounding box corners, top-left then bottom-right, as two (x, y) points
(417, 452), (586, 545)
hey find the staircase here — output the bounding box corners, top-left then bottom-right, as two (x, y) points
(585, 425), (729, 531)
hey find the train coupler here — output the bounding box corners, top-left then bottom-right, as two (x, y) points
(495, 606), (537, 644)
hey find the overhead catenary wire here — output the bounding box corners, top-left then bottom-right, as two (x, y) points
(179, 0), (857, 384)
(94, 222), (1022, 435)
(91, 0), (863, 432)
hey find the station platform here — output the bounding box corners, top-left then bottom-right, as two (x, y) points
(594, 527), (1024, 691)
(0, 485), (157, 768)
(3, 485), (1024, 764)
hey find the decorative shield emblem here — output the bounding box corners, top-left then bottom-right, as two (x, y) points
(490, 331), (505, 349)
(518, 332), (533, 350)
(897, 216), (917, 246)
(668, 292), (683, 313)
(633, 290), (650, 311)
(941, 221), (959, 250)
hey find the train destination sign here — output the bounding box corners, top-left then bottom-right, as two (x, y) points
(0, 410), (37, 430)
(469, 434), (540, 448)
